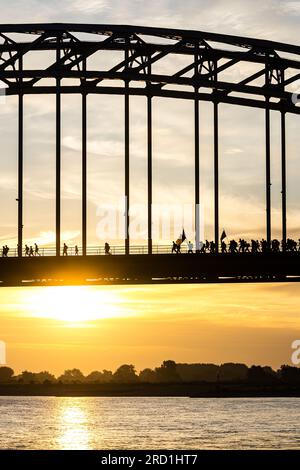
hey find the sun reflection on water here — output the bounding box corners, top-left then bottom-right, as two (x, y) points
(57, 400), (91, 450)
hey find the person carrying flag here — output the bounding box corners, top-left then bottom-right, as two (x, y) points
(175, 229), (187, 254)
(220, 229), (227, 241)
(220, 229), (227, 253)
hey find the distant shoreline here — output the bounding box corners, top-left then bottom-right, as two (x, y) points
(1, 383), (300, 397)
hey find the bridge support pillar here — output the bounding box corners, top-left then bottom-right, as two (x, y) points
(56, 41), (61, 257)
(265, 98), (271, 249)
(281, 109), (287, 250)
(17, 58), (23, 258)
(147, 92), (153, 255)
(194, 92), (200, 252)
(125, 39), (130, 255)
(82, 89), (87, 256)
(125, 84), (130, 255)
(214, 99), (219, 253)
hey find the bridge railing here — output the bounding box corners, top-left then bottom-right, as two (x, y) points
(1, 244), (190, 257)
(2, 244), (298, 258)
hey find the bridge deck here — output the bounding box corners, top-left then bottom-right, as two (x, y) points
(1, 252), (300, 286)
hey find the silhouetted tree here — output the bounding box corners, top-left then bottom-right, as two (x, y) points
(219, 363), (248, 382)
(262, 366), (278, 381)
(102, 369), (113, 383)
(278, 365), (300, 384)
(113, 364), (138, 383)
(58, 368), (85, 384)
(247, 365), (275, 384)
(155, 360), (181, 383)
(35, 371), (56, 384)
(18, 370), (36, 384)
(0, 366), (14, 383)
(139, 368), (158, 383)
(14, 371), (56, 384)
(176, 363), (219, 382)
(85, 371), (103, 383)
(85, 370), (113, 383)
(3, 362), (298, 386)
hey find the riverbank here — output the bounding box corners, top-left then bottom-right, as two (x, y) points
(1, 382), (300, 397)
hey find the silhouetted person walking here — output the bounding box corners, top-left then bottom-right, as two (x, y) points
(261, 239), (267, 253)
(29, 246), (34, 257)
(251, 240), (259, 253)
(34, 243), (40, 256)
(63, 243), (68, 256)
(229, 240), (238, 253)
(105, 242), (111, 255)
(209, 241), (216, 253)
(24, 245), (29, 256)
(272, 239), (280, 252)
(238, 238), (247, 253)
(75, 245), (79, 256)
(221, 240), (227, 253)
(287, 238), (297, 251)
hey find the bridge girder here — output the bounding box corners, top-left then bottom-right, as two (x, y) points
(0, 24), (298, 113)
(0, 24), (297, 280)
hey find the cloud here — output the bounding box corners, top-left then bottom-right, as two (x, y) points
(281, 1), (300, 15)
(70, 0), (110, 14)
(224, 148), (244, 155)
(0, 1), (295, 46)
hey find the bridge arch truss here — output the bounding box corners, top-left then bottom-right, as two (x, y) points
(1, 23), (300, 257)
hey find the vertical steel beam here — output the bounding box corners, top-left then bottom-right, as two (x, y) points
(56, 37), (61, 257)
(82, 60), (87, 256)
(18, 57), (23, 258)
(147, 60), (152, 254)
(213, 59), (219, 254)
(124, 38), (130, 255)
(214, 99), (219, 253)
(265, 97), (271, 249)
(194, 46), (200, 252)
(82, 91), (87, 256)
(281, 109), (287, 250)
(195, 98), (200, 250)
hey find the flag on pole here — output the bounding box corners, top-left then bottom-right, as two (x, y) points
(176, 229), (187, 246)
(220, 229), (227, 241)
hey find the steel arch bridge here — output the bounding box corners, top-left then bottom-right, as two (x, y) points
(1, 23), (300, 286)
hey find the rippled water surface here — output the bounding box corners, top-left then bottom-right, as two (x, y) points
(0, 396), (299, 449)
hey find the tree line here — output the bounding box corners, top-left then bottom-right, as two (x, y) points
(0, 360), (299, 385)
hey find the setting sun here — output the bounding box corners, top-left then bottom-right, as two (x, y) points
(25, 287), (126, 324)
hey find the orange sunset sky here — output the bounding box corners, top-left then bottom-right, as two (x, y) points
(1, 282), (299, 375)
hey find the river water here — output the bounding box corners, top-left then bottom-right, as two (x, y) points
(0, 396), (299, 449)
